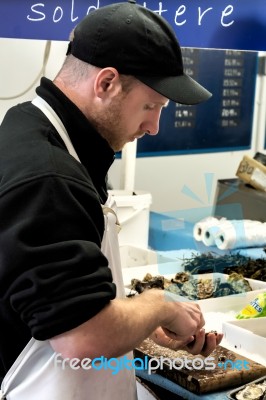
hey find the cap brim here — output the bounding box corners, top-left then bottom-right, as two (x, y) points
(135, 74), (212, 105)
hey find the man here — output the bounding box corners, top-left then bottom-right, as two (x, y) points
(0, 1), (222, 399)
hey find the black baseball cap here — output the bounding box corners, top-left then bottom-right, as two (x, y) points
(66, 0), (212, 105)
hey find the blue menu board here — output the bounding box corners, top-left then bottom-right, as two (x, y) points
(136, 48), (258, 157)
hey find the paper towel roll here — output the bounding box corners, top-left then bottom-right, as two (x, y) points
(193, 217), (220, 242)
(202, 225), (221, 246)
(193, 217), (227, 246)
(214, 220), (266, 250)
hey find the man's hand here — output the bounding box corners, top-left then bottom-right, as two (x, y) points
(160, 297), (205, 340)
(150, 326), (223, 357)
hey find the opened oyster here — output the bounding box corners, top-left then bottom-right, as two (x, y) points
(235, 379), (266, 399)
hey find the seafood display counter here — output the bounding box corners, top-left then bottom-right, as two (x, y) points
(121, 246), (266, 399)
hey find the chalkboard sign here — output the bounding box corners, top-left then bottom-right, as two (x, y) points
(135, 48), (258, 157)
(1, 1), (266, 51)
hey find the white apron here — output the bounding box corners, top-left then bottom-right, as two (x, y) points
(0, 96), (137, 400)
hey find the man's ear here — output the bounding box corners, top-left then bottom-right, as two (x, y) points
(94, 68), (121, 99)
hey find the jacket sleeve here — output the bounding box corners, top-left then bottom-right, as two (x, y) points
(0, 175), (116, 340)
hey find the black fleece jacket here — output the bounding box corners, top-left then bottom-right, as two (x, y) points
(0, 78), (117, 380)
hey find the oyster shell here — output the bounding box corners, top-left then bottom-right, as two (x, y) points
(171, 271), (190, 283)
(227, 272), (252, 293)
(235, 380), (266, 399)
(180, 277), (219, 300)
(130, 274), (165, 293)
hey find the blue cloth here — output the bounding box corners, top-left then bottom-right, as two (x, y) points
(136, 370), (230, 399)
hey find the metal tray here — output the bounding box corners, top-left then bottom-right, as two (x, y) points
(227, 375), (266, 399)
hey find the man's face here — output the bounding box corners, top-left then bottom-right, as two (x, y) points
(91, 80), (169, 152)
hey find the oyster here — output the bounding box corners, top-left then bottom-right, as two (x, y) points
(171, 271), (190, 284)
(180, 277), (220, 300)
(130, 274), (165, 293)
(235, 380), (266, 399)
(226, 272), (252, 293)
(163, 282), (182, 295)
(179, 279), (197, 300)
(213, 282), (237, 297)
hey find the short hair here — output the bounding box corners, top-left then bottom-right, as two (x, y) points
(56, 54), (138, 93)
(55, 54), (97, 85)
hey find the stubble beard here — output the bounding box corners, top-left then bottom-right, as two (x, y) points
(89, 95), (128, 152)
